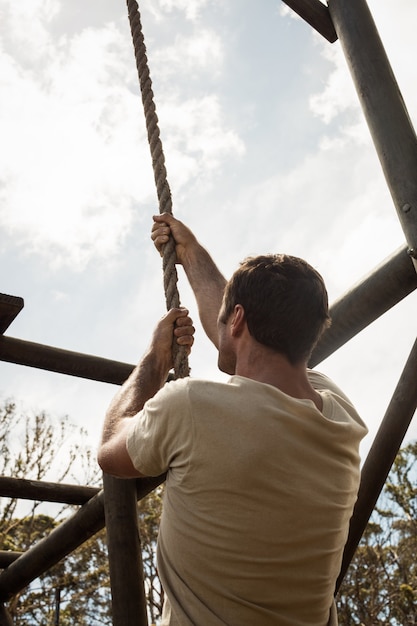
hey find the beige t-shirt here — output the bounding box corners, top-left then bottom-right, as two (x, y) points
(127, 371), (367, 626)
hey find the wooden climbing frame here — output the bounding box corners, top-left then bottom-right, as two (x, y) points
(1, 0), (417, 623)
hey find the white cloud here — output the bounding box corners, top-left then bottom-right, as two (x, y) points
(147, 0), (214, 23)
(2, 0), (60, 61)
(279, 4), (300, 20)
(309, 44), (359, 125)
(0, 2), (243, 270)
(151, 29), (224, 80)
(161, 95), (245, 182)
(0, 22), (150, 270)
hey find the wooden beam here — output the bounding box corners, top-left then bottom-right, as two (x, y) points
(0, 553), (23, 569)
(0, 476), (99, 506)
(336, 337), (417, 590)
(0, 476), (163, 603)
(0, 295), (24, 335)
(310, 245), (417, 366)
(0, 335), (135, 385)
(103, 475), (149, 626)
(328, 0), (417, 271)
(281, 0), (337, 43)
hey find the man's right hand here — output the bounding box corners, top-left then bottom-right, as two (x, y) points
(151, 213), (198, 266)
(151, 212), (227, 349)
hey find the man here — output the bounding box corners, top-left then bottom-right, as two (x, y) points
(98, 214), (368, 626)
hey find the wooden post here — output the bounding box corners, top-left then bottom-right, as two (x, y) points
(103, 474), (148, 626)
(328, 0), (417, 272)
(336, 337), (417, 590)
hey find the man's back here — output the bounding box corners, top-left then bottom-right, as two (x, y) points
(127, 371), (367, 625)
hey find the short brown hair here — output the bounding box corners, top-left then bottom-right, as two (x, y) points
(220, 254), (331, 364)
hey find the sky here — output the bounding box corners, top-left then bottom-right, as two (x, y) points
(0, 0), (416, 480)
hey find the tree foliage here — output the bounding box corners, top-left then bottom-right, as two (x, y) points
(337, 441), (417, 625)
(0, 399), (111, 624)
(139, 487), (164, 622)
(0, 399), (162, 625)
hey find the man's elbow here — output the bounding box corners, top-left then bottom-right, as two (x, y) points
(97, 445), (123, 477)
(97, 444), (144, 479)
(97, 446), (106, 470)
(97, 446), (117, 475)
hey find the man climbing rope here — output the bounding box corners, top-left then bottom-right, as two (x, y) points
(98, 214), (368, 626)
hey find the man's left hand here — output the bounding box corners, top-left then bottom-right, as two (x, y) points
(149, 307), (195, 372)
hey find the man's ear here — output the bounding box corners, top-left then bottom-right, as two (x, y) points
(231, 305), (246, 336)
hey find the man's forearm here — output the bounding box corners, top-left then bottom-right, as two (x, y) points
(182, 245), (226, 348)
(98, 351), (169, 476)
(98, 307), (194, 477)
(101, 350), (168, 444)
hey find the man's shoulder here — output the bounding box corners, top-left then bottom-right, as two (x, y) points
(307, 369), (348, 398)
(157, 376), (226, 400)
(308, 369), (368, 435)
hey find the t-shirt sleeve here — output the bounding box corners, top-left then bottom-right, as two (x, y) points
(307, 368), (353, 402)
(308, 369), (368, 435)
(126, 378), (192, 477)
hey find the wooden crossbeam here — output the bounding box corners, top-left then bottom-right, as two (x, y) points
(0, 476), (99, 506)
(281, 0), (337, 43)
(0, 335), (134, 385)
(0, 475), (162, 602)
(0, 294), (24, 335)
(310, 245), (417, 366)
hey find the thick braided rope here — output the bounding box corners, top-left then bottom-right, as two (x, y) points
(127, 0), (189, 379)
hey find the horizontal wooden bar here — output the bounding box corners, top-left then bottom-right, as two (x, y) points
(0, 294), (24, 335)
(0, 475), (164, 602)
(310, 245), (417, 366)
(0, 336), (135, 385)
(281, 0), (337, 43)
(0, 476), (99, 506)
(0, 490), (105, 602)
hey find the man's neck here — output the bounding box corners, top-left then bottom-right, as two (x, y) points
(234, 344), (323, 411)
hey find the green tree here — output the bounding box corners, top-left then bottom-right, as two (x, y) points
(0, 398), (164, 625)
(337, 441), (417, 625)
(0, 399), (112, 624)
(139, 487), (164, 622)
(5, 518), (111, 625)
